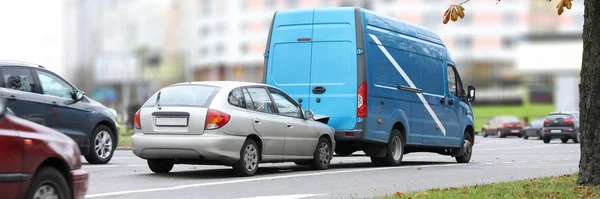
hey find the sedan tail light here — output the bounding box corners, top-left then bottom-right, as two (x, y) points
(205, 109), (231, 130)
(564, 119), (574, 125)
(134, 109), (141, 129)
(544, 120), (549, 125)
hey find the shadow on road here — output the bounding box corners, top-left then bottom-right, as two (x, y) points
(145, 160), (454, 180)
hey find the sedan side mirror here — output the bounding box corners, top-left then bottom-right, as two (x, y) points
(71, 90), (85, 101)
(467, 86), (476, 102)
(304, 110), (314, 120)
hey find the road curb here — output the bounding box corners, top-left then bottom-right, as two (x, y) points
(116, 146), (132, 150)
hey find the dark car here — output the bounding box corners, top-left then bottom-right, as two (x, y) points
(0, 60), (119, 164)
(523, 118), (545, 140)
(481, 116), (524, 138)
(542, 111), (580, 144)
(0, 98), (89, 199)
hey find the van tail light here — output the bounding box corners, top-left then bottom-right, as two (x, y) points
(134, 109), (141, 129)
(357, 81), (367, 118)
(564, 119), (574, 125)
(205, 109), (231, 130)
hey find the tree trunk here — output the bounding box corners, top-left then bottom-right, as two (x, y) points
(578, 0), (600, 186)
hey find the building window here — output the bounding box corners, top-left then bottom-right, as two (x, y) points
(287, 0), (297, 8)
(502, 37), (515, 49)
(455, 36), (473, 50)
(266, 0), (276, 10)
(203, 0), (211, 16)
(216, 43), (225, 56)
(241, 42), (249, 54)
(503, 13), (516, 25)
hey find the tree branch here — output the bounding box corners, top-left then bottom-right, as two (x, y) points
(459, 0), (471, 5)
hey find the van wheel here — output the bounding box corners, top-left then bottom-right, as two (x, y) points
(84, 125), (115, 164)
(232, 139), (259, 176)
(309, 137), (332, 170)
(26, 167), (71, 199)
(523, 135), (529, 140)
(561, 138), (569, 143)
(148, 159), (174, 173)
(573, 133), (580, 143)
(456, 133), (473, 163)
(370, 129), (404, 167)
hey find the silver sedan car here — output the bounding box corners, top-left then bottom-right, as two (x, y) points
(131, 81), (335, 176)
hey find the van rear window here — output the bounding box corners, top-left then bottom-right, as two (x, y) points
(142, 85), (220, 108)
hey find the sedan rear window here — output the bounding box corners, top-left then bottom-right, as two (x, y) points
(143, 85), (219, 107)
(547, 114), (572, 120)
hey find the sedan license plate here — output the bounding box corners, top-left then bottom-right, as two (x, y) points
(155, 117), (188, 127)
(551, 129), (562, 133)
(511, 129), (520, 133)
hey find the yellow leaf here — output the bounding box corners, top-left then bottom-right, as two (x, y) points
(395, 192), (406, 197)
(417, 167), (423, 170)
(558, 6), (564, 15)
(451, 6), (458, 21)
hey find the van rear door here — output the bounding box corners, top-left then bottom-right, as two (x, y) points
(266, 8), (358, 131)
(265, 10), (313, 109)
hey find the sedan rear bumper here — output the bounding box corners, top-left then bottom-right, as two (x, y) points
(131, 130), (246, 165)
(70, 169), (88, 199)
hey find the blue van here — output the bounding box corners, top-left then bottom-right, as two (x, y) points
(263, 7), (476, 166)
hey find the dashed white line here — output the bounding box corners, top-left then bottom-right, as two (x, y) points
(85, 163), (467, 198)
(236, 194), (326, 199)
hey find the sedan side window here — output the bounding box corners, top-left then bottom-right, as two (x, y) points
(228, 88), (246, 108)
(37, 70), (73, 99)
(246, 87), (275, 113)
(268, 88), (302, 118)
(2, 68), (35, 93)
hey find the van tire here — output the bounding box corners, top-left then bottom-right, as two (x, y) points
(455, 133), (473, 163)
(370, 129), (404, 167)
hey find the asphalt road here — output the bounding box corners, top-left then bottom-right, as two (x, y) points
(83, 136), (580, 199)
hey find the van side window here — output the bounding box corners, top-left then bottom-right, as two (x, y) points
(447, 65), (457, 96)
(228, 88), (246, 108)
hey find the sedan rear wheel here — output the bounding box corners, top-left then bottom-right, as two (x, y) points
(148, 159), (174, 173)
(233, 139), (259, 176)
(561, 138), (569, 143)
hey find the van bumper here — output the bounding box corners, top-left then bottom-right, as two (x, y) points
(334, 130), (364, 141)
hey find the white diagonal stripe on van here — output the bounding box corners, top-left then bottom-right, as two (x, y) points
(368, 34), (447, 136)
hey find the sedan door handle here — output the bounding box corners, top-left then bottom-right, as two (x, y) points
(254, 119), (261, 124)
(286, 122), (292, 128)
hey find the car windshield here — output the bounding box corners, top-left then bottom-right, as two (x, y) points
(547, 114), (572, 120)
(500, 117), (520, 123)
(143, 85), (220, 108)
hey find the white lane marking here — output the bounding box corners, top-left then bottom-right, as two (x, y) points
(85, 163), (466, 198)
(82, 165), (119, 168)
(368, 34), (446, 136)
(237, 194), (326, 199)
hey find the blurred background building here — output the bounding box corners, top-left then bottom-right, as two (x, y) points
(0, 0), (584, 127)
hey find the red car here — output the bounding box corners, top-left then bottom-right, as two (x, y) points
(0, 98), (88, 199)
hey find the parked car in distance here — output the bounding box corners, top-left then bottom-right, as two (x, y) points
(263, 7), (476, 166)
(0, 60), (119, 164)
(132, 81), (335, 176)
(481, 116), (524, 138)
(0, 97), (89, 199)
(523, 118), (545, 140)
(542, 111), (580, 144)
